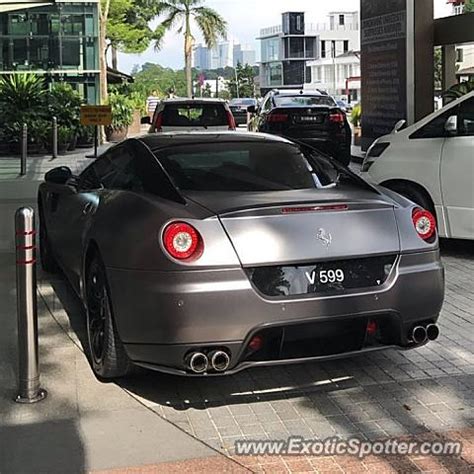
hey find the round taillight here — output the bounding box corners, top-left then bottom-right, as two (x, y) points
(162, 222), (202, 260)
(412, 209), (436, 241)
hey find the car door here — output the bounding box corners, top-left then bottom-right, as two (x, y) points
(256, 96), (274, 131)
(440, 95), (474, 239)
(53, 154), (114, 285)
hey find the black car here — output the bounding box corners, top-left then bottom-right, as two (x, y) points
(248, 90), (352, 166)
(229, 98), (257, 126)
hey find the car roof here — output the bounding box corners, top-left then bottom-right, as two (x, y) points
(270, 89), (326, 97)
(162, 98), (227, 104)
(136, 131), (294, 149)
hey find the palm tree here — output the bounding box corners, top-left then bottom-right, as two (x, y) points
(154, 0), (227, 97)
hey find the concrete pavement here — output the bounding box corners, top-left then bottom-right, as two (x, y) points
(0, 252), (247, 473)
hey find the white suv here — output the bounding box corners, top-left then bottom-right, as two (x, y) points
(361, 91), (474, 240)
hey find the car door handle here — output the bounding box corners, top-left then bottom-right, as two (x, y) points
(82, 202), (95, 215)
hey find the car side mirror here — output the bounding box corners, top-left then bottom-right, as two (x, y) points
(391, 119), (406, 134)
(247, 105), (256, 114)
(141, 116), (151, 125)
(444, 115), (458, 136)
(45, 166), (73, 185)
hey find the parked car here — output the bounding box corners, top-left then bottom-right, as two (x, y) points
(248, 90), (352, 166)
(149, 98), (236, 132)
(361, 91), (474, 240)
(38, 132), (444, 379)
(229, 98), (257, 126)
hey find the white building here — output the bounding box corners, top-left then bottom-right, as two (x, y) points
(303, 11), (360, 101)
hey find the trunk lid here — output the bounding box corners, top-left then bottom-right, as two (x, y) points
(185, 188), (400, 266)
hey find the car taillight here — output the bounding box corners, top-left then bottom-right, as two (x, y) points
(154, 112), (163, 132)
(412, 208), (436, 241)
(226, 110), (236, 130)
(267, 112), (289, 123)
(329, 111), (345, 123)
(162, 222), (203, 260)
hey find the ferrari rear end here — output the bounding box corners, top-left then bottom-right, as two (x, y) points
(106, 135), (444, 376)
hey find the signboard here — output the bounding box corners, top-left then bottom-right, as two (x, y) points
(360, 0), (408, 150)
(80, 105), (112, 126)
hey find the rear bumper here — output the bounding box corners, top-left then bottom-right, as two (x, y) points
(107, 250), (444, 375)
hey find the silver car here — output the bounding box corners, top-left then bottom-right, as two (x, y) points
(38, 132), (444, 379)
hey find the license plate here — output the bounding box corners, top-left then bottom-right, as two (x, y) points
(306, 268), (345, 285)
(297, 115), (323, 123)
(248, 255), (397, 298)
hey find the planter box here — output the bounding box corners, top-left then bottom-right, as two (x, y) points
(129, 110), (142, 135)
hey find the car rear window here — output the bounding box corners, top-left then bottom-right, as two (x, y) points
(154, 142), (337, 192)
(230, 99), (256, 107)
(274, 96), (336, 107)
(162, 103), (227, 127)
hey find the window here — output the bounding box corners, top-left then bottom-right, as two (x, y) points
(321, 41), (326, 58)
(262, 97), (273, 112)
(343, 40), (349, 53)
(274, 95), (336, 107)
(339, 14), (345, 26)
(458, 97), (474, 136)
(154, 142), (336, 192)
(456, 48), (464, 63)
(162, 103), (227, 127)
(410, 108), (457, 139)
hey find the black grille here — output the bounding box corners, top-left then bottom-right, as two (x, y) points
(247, 255), (397, 298)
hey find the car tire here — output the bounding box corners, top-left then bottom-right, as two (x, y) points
(336, 150), (351, 167)
(39, 210), (59, 274)
(86, 255), (131, 379)
(387, 183), (435, 215)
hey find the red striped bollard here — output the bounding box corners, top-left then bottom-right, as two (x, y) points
(14, 207), (47, 403)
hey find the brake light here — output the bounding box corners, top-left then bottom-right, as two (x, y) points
(412, 208), (436, 241)
(226, 110), (236, 130)
(329, 111), (345, 124)
(267, 113), (289, 123)
(154, 112), (163, 132)
(162, 222), (203, 260)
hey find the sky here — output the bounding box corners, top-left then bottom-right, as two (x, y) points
(117, 0), (454, 74)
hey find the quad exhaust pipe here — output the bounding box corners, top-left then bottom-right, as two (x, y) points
(186, 350), (231, 373)
(187, 352), (208, 374)
(410, 323), (440, 344)
(426, 324), (440, 341)
(209, 350), (230, 372)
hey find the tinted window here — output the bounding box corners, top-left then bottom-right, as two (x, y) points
(79, 141), (183, 202)
(230, 99), (256, 107)
(410, 108), (457, 139)
(154, 142), (336, 192)
(458, 97), (474, 136)
(162, 103), (227, 127)
(274, 95), (336, 107)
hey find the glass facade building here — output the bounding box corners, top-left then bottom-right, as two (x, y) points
(0, 1), (100, 103)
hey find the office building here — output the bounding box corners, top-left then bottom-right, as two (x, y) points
(0, 0), (100, 103)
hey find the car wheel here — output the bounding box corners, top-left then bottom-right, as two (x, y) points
(86, 255), (131, 379)
(387, 183), (435, 215)
(39, 211), (59, 273)
(336, 150), (351, 167)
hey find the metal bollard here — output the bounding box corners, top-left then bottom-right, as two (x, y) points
(14, 207), (47, 404)
(20, 123), (27, 176)
(52, 116), (58, 159)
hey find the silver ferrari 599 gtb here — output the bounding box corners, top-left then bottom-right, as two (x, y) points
(38, 132), (444, 379)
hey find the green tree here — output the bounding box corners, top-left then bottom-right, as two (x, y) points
(227, 62), (256, 98)
(154, 0), (227, 97)
(132, 63), (188, 97)
(99, 0), (158, 103)
(464, 0), (474, 13)
(434, 47), (442, 90)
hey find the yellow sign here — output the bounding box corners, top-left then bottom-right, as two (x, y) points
(80, 105), (112, 126)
